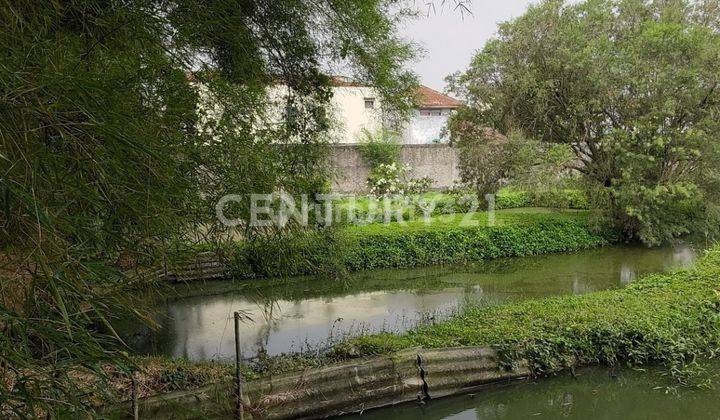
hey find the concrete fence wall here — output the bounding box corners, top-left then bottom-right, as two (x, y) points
(330, 143), (460, 193)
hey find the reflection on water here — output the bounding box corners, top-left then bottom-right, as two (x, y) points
(345, 364), (720, 420)
(122, 244), (699, 362)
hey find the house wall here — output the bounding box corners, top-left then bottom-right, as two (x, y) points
(405, 108), (453, 144)
(219, 84), (382, 144)
(195, 81), (456, 146)
(330, 86), (383, 144)
(330, 143), (460, 193)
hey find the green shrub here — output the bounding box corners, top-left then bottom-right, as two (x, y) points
(357, 128), (401, 167)
(405, 176), (434, 195)
(341, 217), (609, 271)
(495, 188), (589, 210)
(530, 189), (590, 210)
(227, 211), (614, 277)
(235, 229), (347, 278)
(357, 130), (435, 197)
(367, 162), (409, 196)
(495, 189), (532, 209)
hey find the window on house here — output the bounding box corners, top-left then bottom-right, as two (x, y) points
(364, 98), (375, 109)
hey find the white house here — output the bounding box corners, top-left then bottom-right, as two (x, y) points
(327, 76), (461, 144)
(190, 74), (463, 192)
(193, 74), (460, 145)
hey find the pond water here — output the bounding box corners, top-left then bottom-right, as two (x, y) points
(121, 243), (699, 362)
(344, 364), (720, 420)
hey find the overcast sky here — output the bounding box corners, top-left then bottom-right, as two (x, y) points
(400, 0), (541, 92)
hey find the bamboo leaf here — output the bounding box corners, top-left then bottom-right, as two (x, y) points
(49, 273), (73, 340)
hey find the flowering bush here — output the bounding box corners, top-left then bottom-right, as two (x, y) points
(368, 163), (433, 197)
(368, 162), (409, 197)
(405, 176), (434, 195)
(358, 130), (435, 197)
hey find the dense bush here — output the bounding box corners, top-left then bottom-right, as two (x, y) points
(341, 215), (610, 271)
(226, 211), (613, 277)
(405, 176), (434, 195)
(495, 188), (589, 210)
(227, 229), (347, 279)
(494, 189), (532, 209)
(341, 244), (720, 383)
(357, 129), (434, 197)
(367, 162), (411, 196)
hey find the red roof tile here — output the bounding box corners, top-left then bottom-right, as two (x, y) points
(416, 85), (461, 109)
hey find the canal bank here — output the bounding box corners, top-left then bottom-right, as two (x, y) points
(340, 243), (720, 377)
(169, 210), (613, 281)
(123, 243), (697, 362)
(106, 241), (720, 418)
(344, 362), (720, 419)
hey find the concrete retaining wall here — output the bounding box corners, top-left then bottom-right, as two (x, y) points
(135, 347), (530, 419)
(330, 144), (460, 193)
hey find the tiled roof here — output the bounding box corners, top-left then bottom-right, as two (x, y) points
(416, 85), (461, 109)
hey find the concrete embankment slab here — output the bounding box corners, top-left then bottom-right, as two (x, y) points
(419, 347), (530, 399)
(134, 347), (530, 419)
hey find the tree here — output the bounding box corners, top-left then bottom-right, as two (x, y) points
(448, 0), (720, 244)
(449, 124), (531, 201)
(0, 0), (418, 415)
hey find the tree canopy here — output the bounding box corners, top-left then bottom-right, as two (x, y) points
(448, 0), (720, 244)
(0, 0), (418, 415)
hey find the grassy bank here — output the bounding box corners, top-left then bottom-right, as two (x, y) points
(228, 209), (614, 278)
(494, 188), (589, 210)
(334, 244), (720, 382)
(332, 189), (590, 224)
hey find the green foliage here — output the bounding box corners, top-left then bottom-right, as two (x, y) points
(422, 190), (478, 214)
(341, 244), (720, 382)
(150, 358), (238, 392)
(367, 162), (411, 196)
(227, 211), (613, 277)
(452, 130), (538, 199)
(547, 189), (589, 210)
(331, 190), (589, 226)
(448, 0), (720, 245)
(357, 129), (434, 196)
(405, 176), (434, 194)
(239, 229), (347, 279)
(0, 0), (417, 415)
(342, 213), (611, 271)
(495, 188), (590, 210)
(357, 128), (402, 168)
(495, 189), (532, 209)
